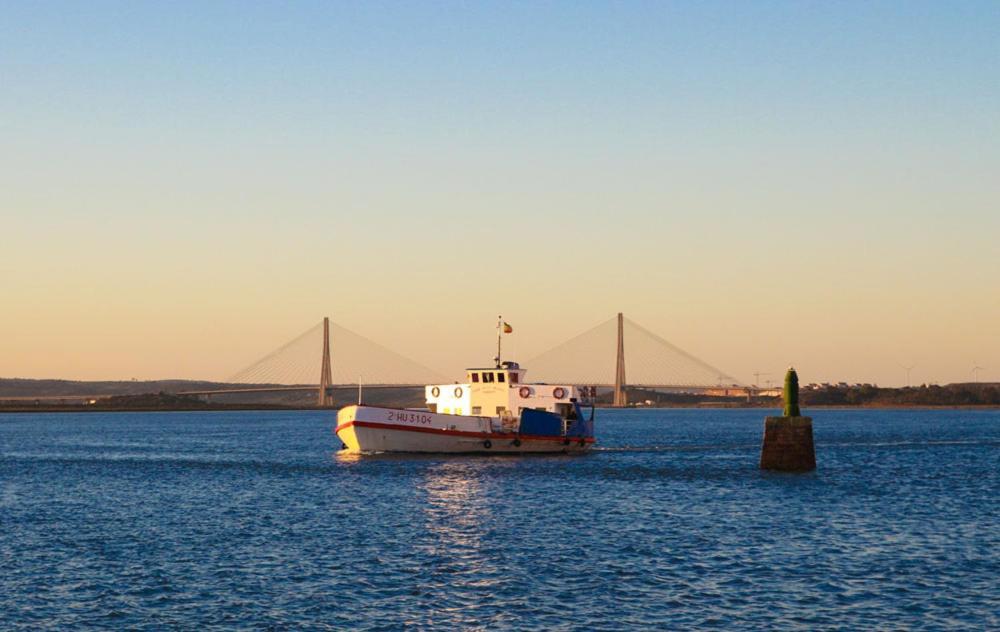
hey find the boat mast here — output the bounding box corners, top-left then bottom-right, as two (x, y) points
(496, 315), (502, 368)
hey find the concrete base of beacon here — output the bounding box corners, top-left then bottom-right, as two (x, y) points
(760, 416), (816, 472)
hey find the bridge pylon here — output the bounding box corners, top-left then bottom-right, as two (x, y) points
(318, 317), (334, 407)
(613, 312), (627, 407)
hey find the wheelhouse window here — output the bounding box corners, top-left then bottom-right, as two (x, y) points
(510, 373), (519, 383)
(483, 372), (495, 383)
(471, 373), (479, 383)
(497, 373), (505, 383)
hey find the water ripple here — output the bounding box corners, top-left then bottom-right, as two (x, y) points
(0, 409), (997, 629)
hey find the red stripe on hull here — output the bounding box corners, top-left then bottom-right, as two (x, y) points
(335, 420), (595, 444)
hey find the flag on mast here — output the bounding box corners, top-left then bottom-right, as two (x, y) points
(502, 322), (513, 334)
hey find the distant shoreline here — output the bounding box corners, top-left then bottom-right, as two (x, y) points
(2, 404), (999, 414)
(0, 404), (318, 414)
(602, 404), (1000, 411)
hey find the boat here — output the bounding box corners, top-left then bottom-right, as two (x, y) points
(335, 320), (596, 454)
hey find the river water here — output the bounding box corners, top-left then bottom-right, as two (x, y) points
(1, 409), (997, 629)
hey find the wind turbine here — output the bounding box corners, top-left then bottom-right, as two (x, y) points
(972, 363), (985, 383)
(899, 363), (915, 387)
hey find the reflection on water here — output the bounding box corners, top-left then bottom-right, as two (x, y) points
(417, 462), (498, 588)
(421, 462), (490, 538)
(332, 449), (363, 465)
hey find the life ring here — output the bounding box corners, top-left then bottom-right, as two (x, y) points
(431, 386), (440, 397)
(553, 387), (567, 399)
(483, 439), (492, 449)
(518, 386), (531, 398)
(512, 438), (522, 447)
(454, 386), (463, 398)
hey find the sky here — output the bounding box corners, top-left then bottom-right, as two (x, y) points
(2, 1), (998, 386)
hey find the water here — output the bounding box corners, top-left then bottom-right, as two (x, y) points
(1, 409), (997, 630)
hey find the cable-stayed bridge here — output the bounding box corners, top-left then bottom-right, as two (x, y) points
(228, 319), (448, 388)
(179, 314), (742, 407)
(179, 318), (446, 406)
(526, 313), (742, 405)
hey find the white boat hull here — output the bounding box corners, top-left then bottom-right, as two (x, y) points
(335, 405), (593, 454)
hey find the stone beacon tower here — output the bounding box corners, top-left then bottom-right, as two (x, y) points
(760, 367), (816, 472)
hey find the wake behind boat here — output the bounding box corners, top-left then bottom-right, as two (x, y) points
(335, 319), (596, 454)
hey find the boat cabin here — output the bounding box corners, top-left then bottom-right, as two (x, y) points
(425, 361), (579, 420)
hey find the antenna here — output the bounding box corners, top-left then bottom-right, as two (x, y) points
(899, 363), (915, 387)
(972, 363), (985, 383)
